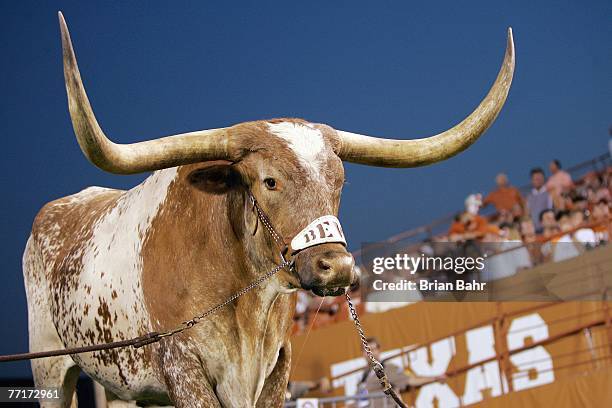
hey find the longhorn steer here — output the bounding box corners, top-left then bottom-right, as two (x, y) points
(23, 13), (514, 408)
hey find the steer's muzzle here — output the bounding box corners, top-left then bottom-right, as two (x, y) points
(294, 243), (356, 297)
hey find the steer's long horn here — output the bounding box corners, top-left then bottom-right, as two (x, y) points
(59, 12), (232, 174)
(337, 29), (515, 167)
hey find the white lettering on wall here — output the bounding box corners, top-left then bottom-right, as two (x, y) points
(462, 325), (504, 405)
(507, 313), (554, 391)
(327, 313), (553, 406)
(410, 337), (457, 407)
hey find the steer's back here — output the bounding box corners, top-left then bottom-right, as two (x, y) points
(24, 185), (167, 400)
(30, 186), (123, 277)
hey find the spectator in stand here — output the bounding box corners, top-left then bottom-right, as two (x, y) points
(527, 168), (553, 232)
(358, 337), (440, 408)
(483, 173), (525, 213)
(578, 172), (608, 207)
(556, 210), (572, 232)
(500, 221), (522, 241)
(308, 295), (340, 329)
(520, 217), (537, 243)
(546, 159), (574, 197)
(594, 186), (611, 204)
(511, 202), (524, 223)
(576, 172), (596, 199)
(552, 211), (582, 262)
(286, 377), (331, 401)
(605, 167), (612, 191)
(496, 209), (514, 226)
(572, 196), (589, 214)
(591, 199), (611, 243)
(292, 291), (313, 334)
(559, 191), (580, 211)
(448, 194), (491, 242)
(539, 208), (559, 240)
(520, 217), (543, 265)
(570, 210), (596, 246)
(482, 222), (532, 280)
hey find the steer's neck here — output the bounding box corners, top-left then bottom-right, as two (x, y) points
(139, 167), (295, 402)
(140, 166), (294, 346)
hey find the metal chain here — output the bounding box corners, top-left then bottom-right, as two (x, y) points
(346, 292), (408, 408)
(346, 293), (381, 368)
(0, 259), (293, 362)
(157, 260), (292, 340)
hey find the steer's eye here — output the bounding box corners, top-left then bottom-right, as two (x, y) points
(264, 177), (277, 190)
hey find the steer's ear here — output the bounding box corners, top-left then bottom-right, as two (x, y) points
(187, 164), (242, 194)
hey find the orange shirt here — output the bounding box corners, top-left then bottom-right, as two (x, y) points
(592, 224), (608, 233)
(449, 221), (465, 235)
(483, 186), (523, 212)
(449, 214), (489, 237)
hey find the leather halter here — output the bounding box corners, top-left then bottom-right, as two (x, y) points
(247, 190), (347, 260)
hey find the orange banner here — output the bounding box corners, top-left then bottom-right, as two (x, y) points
(290, 300), (612, 406)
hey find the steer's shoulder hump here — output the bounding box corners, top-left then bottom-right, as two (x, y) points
(32, 186), (124, 246)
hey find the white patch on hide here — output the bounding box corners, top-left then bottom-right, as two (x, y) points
(267, 122), (326, 180)
(25, 168), (178, 400)
(74, 168), (178, 397)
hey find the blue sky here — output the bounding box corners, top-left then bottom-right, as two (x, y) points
(0, 1), (610, 377)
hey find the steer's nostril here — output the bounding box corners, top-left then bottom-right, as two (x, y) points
(318, 259), (332, 271)
(304, 251), (355, 293)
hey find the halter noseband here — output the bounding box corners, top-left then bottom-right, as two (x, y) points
(247, 190), (347, 265)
